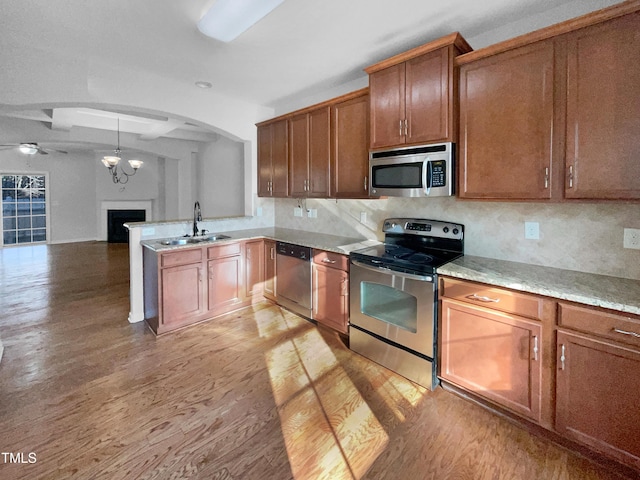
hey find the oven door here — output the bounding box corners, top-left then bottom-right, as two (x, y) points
(349, 259), (435, 358)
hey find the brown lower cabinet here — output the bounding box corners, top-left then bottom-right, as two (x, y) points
(312, 249), (349, 334)
(207, 243), (243, 316)
(556, 303), (640, 470)
(160, 260), (206, 330)
(144, 240), (263, 334)
(244, 239), (264, 298)
(439, 276), (640, 472)
(263, 239), (276, 301)
(440, 297), (543, 422)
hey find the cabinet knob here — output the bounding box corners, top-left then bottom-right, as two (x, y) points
(533, 335), (539, 362)
(560, 344), (566, 370)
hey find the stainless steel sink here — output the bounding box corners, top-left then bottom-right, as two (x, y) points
(201, 234), (231, 242)
(159, 238), (190, 246)
(158, 234), (231, 246)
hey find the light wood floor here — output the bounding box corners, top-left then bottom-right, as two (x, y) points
(0, 242), (636, 480)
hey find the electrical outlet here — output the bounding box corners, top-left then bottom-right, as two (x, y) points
(294, 207), (303, 217)
(142, 227), (155, 236)
(307, 209), (317, 218)
(624, 228), (640, 249)
(360, 211), (367, 223)
(524, 222), (539, 240)
(256, 207), (263, 217)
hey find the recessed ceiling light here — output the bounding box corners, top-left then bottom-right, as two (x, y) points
(197, 0), (285, 42)
(19, 143), (39, 155)
(195, 81), (213, 89)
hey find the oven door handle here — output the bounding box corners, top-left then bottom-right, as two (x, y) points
(351, 259), (434, 283)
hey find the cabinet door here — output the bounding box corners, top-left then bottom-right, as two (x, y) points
(556, 331), (640, 468)
(405, 47), (450, 144)
(440, 298), (542, 421)
(257, 124), (272, 197)
(161, 263), (204, 329)
(312, 263), (348, 334)
(208, 256), (242, 312)
(244, 239), (264, 298)
(288, 113), (309, 197)
(308, 107), (330, 197)
(271, 119), (289, 197)
(264, 240), (277, 300)
(369, 63), (405, 149)
(564, 13), (640, 199)
(331, 93), (370, 198)
(458, 40), (556, 199)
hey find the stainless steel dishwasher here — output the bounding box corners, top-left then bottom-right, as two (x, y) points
(275, 242), (312, 318)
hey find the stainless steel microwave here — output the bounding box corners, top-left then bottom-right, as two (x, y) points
(369, 142), (454, 197)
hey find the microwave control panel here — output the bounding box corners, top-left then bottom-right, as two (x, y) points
(429, 160), (446, 187)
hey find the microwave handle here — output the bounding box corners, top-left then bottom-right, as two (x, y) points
(423, 159), (431, 196)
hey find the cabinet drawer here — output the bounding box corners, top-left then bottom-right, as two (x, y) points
(161, 248), (202, 268)
(208, 242), (241, 259)
(312, 249), (348, 271)
(558, 302), (640, 349)
(440, 277), (543, 320)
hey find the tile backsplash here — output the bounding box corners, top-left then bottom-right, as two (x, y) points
(275, 197), (640, 281)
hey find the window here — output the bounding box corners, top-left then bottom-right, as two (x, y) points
(1, 174), (48, 246)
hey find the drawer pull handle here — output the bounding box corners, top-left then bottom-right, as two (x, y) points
(322, 258), (337, 264)
(560, 344), (566, 370)
(533, 336), (539, 362)
(613, 328), (640, 338)
(466, 293), (500, 303)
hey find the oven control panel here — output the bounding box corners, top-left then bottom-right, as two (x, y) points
(383, 218), (463, 240)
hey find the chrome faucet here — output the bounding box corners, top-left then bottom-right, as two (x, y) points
(193, 201), (202, 237)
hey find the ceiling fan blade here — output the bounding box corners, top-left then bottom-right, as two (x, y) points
(36, 147), (49, 155)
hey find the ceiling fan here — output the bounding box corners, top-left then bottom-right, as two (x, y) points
(0, 142), (68, 155)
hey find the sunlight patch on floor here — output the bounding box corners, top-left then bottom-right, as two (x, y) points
(263, 317), (389, 479)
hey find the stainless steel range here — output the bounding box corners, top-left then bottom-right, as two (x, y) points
(349, 218), (464, 390)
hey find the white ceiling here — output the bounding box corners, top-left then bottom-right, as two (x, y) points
(0, 0), (623, 149)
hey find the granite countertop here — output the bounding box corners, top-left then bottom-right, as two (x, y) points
(437, 255), (640, 316)
(141, 227), (379, 255)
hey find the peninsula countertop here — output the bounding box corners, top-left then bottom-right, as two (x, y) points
(437, 255), (640, 316)
(141, 227), (379, 255)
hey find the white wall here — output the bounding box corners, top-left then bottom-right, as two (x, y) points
(197, 137), (245, 218)
(0, 149), (97, 244)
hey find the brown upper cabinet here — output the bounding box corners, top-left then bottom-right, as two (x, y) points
(289, 107), (331, 197)
(457, 6), (640, 201)
(331, 91), (370, 198)
(366, 33), (472, 150)
(257, 88), (370, 199)
(458, 39), (557, 200)
(564, 12), (640, 200)
(257, 119), (288, 197)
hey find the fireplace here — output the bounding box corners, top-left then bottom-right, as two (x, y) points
(100, 200), (152, 242)
(107, 209), (146, 243)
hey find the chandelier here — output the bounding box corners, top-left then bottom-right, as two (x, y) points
(101, 118), (143, 184)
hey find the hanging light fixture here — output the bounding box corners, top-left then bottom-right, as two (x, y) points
(101, 118), (143, 184)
